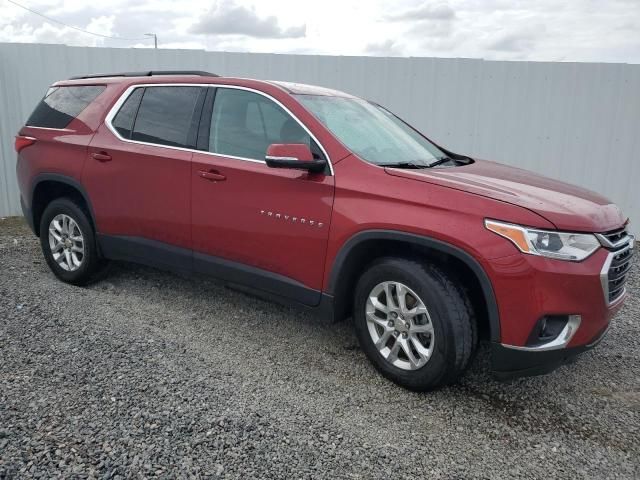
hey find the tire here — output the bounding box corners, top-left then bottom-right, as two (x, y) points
(39, 197), (107, 286)
(353, 257), (477, 391)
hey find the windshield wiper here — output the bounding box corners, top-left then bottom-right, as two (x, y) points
(382, 162), (430, 169)
(384, 157), (457, 169)
(426, 156), (455, 168)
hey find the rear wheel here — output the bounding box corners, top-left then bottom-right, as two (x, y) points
(353, 257), (476, 391)
(39, 198), (106, 285)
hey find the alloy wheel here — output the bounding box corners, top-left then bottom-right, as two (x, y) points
(365, 281), (435, 370)
(48, 214), (85, 272)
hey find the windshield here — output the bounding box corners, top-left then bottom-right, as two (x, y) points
(295, 94), (446, 166)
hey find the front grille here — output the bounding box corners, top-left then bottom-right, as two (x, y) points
(601, 227), (627, 245)
(607, 247), (633, 302)
(596, 227), (632, 250)
(600, 226), (634, 304)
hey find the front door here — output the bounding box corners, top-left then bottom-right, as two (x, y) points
(191, 87), (334, 305)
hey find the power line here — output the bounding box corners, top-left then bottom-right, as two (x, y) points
(6, 0), (151, 42)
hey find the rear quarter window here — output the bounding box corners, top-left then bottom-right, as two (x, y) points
(26, 85), (105, 129)
(112, 88), (144, 138)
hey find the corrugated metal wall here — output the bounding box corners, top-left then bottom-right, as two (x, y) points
(1, 42), (639, 232)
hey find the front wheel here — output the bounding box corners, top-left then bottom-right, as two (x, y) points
(353, 257), (477, 391)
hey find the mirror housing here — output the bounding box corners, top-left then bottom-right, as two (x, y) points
(265, 144), (326, 173)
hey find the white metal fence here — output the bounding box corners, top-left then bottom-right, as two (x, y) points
(1, 42), (638, 232)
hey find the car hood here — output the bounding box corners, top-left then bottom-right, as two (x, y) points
(385, 159), (625, 232)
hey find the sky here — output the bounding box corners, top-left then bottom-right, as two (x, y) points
(0, 0), (639, 63)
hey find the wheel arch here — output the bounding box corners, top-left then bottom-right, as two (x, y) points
(327, 230), (501, 342)
(30, 173), (97, 237)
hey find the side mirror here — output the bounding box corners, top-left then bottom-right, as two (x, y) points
(265, 144), (327, 173)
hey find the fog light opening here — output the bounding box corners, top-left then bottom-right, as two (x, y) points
(539, 317), (548, 338)
(527, 315), (582, 348)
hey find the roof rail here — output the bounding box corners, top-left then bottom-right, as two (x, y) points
(69, 70), (220, 80)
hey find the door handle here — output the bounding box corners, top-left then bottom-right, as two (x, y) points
(198, 170), (226, 182)
(92, 152), (112, 162)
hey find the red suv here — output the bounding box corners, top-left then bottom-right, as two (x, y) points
(15, 71), (634, 391)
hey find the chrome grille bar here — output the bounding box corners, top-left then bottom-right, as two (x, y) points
(599, 231), (634, 305)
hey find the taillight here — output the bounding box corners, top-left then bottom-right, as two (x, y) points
(15, 135), (36, 153)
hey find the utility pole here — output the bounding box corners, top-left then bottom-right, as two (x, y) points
(145, 33), (157, 49)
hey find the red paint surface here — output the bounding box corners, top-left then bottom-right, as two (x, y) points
(17, 75), (629, 348)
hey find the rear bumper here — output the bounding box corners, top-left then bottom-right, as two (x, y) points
(490, 322), (610, 380)
(20, 195), (35, 234)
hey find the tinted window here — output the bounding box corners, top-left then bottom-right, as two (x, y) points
(26, 85), (105, 129)
(112, 88), (143, 138)
(210, 88), (320, 161)
(132, 86), (202, 148)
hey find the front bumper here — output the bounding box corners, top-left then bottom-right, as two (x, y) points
(491, 322), (610, 380)
(485, 236), (633, 379)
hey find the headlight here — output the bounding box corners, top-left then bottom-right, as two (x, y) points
(485, 219), (600, 261)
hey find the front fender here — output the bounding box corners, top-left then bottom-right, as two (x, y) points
(327, 229), (501, 342)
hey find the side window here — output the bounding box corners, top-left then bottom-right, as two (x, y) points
(209, 88), (322, 161)
(245, 102), (264, 137)
(112, 88), (143, 138)
(131, 86), (202, 148)
(260, 100), (306, 143)
(26, 85), (105, 129)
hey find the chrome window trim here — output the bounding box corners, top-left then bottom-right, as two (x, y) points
(104, 83), (334, 175)
(24, 125), (75, 132)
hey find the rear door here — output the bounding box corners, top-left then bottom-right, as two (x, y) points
(84, 85), (206, 266)
(191, 86), (335, 305)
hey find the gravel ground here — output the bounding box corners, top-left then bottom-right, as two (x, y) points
(1, 216), (638, 479)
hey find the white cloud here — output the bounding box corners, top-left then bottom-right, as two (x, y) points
(190, 0), (305, 38)
(0, 0), (638, 63)
(365, 39), (404, 56)
(487, 26), (542, 53)
(86, 15), (115, 38)
(387, 2), (457, 21)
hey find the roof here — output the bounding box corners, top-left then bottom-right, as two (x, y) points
(68, 70), (220, 80)
(58, 72), (354, 98)
(267, 81), (354, 97)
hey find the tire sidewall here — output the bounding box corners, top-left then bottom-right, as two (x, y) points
(39, 198), (98, 285)
(354, 259), (460, 391)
